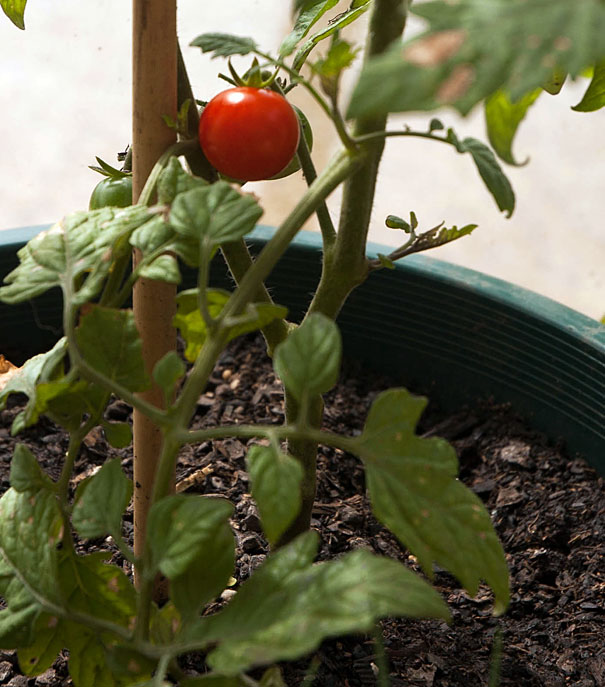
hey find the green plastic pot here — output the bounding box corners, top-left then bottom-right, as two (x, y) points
(2, 224), (604, 476)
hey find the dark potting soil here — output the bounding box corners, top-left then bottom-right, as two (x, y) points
(0, 333), (603, 687)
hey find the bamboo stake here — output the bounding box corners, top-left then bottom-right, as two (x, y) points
(132, 0), (177, 584)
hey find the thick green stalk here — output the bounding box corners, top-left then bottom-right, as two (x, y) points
(308, 0), (409, 320)
(278, 0), (410, 545)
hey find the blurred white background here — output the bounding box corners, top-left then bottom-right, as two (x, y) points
(1, 0), (603, 318)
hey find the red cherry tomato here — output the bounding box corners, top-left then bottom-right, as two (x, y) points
(198, 87), (301, 182)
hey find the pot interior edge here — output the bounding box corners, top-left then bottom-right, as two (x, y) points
(1, 225), (604, 476)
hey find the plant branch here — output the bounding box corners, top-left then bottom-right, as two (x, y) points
(306, 0), (410, 320)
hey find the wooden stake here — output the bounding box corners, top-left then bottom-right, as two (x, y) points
(132, 0), (177, 583)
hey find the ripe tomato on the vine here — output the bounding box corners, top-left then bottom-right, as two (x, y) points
(198, 87), (301, 182)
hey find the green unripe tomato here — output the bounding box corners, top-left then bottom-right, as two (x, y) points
(89, 175), (133, 210)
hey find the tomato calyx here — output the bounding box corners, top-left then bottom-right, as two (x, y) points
(225, 57), (280, 90)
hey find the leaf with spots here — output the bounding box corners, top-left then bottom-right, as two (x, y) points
(348, 0), (605, 118)
(351, 388), (509, 614)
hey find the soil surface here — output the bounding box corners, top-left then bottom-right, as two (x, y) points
(0, 333), (603, 686)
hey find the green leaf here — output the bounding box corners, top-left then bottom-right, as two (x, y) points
(246, 445), (303, 547)
(187, 531), (319, 647)
(157, 157), (208, 205)
(347, 0), (605, 118)
(169, 183), (263, 247)
(273, 313), (341, 402)
(280, 0), (339, 57)
(72, 459), (133, 540)
(293, 8), (366, 72)
(1, 0), (26, 29)
(63, 622), (138, 687)
(36, 377), (108, 432)
(17, 611), (63, 676)
(60, 551), (136, 628)
(0, 338), (67, 434)
(129, 215), (198, 268)
(0, 206), (153, 306)
(408, 222), (478, 254)
(76, 305), (149, 392)
(174, 288), (287, 362)
(138, 253), (181, 284)
(573, 60), (605, 111)
(309, 39), (360, 97)
(258, 667), (287, 687)
(101, 420), (133, 449)
(190, 33), (258, 58)
(205, 540), (449, 675)
(485, 89), (542, 165)
(0, 488), (62, 603)
(9, 444), (55, 494)
(352, 388), (509, 614)
(148, 495), (235, 620)
(454, 136), (515, 217)
(542, 66), (567, 95)
(153, 350), (186, 403)
(104, 645), (156, 684)
(0, 555), (39, 648)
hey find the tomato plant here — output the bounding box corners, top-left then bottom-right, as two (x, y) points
(198, 86), (301, 181)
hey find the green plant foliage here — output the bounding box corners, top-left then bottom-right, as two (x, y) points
(174, 288), (288, 362)
(573, 60), (605, 111)
(197, 532), (449, 675)
(485, 89), (542, 165)
(273, 313), (341, 402)
(0, 0), (26, 29)
(190, 33), (258, 59)
(157, 157), (209, 205)
(0, 555), (40, 648)
(17, 552), (139, 685)
(169, 183), (263, 249)
(448, 133), (515, 217)
(0, 488), (62, 605)
(101, 420), (133, 449)
(348, 0), (605, 118)
(290, 4), (368, 72)
(0, 207), (153, 306)
(75, 306), (149, 392)
(72, 459), (133, 540)
(311, 39), (359, 97)
(147, 495), (235, 621)
(247, 445), (304, 546)
(351, 388), (510, 615)
(9, 444), (55, 494)
(153, 350), (186, 403)
(0, 339), (67, 434)
(181, 677), (245, 686)
(279, 0), (340, 57)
